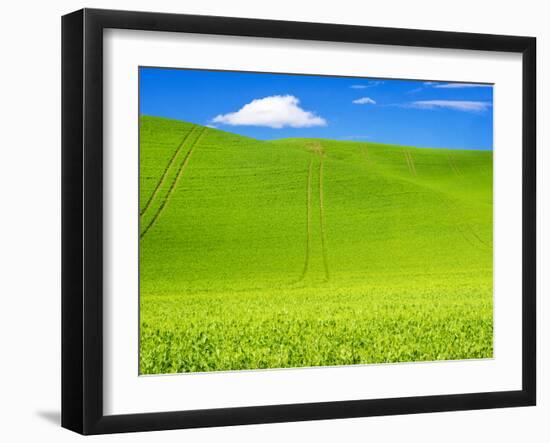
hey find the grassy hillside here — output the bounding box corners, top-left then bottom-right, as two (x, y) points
(139, 115), (493, 374)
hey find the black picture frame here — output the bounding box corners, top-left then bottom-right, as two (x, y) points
(62, 8), (536, 435)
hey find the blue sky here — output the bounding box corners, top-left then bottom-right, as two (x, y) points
(139, 67), (493, 150)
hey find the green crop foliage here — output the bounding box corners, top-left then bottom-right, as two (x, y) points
(139, 115), (493, 374)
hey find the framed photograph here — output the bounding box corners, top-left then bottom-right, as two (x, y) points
(61, 8), (536, 435)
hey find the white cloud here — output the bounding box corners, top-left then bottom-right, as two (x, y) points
(433, 83), (492, 89)
(406, 100), (491, 112)
(212, 95), (326, 128)
(205, 124), (217, 129)
(353, 97), (376, 105)
(350, 85), (368, 89)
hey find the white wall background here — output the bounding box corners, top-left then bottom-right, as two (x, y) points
(0, 0), (546, 441)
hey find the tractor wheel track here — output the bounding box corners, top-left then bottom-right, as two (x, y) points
(404, 150), (417, 176)
(318, 156), (330, 281)
(447, 153), (462, 176)
(140, 128), (205, 239)
(140, 127), (196, 217)
(296, 160), (314, 282)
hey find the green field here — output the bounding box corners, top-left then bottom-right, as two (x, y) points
(139, 115), (493, 374)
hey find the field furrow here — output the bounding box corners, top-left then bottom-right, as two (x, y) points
(318, 153), (330, 281)
(447, 152), (461, 176)
(407, 150), (417, 176)
(296, 159), (314, 283)
(140, 128), (196, 217)
(140, 128), (205, 238)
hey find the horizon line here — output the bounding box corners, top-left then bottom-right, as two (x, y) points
(140, 114), (493, 152)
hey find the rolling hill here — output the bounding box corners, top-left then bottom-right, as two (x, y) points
(139, 115), (493, 374)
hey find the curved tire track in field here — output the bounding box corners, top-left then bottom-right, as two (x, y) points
(318, 155), (330, 281)
(402, 150), (489, 250)
(383, 163), (490, 252)
(443, 155), (490, 248)
(447, 153), (462, 176)
(296, 159), (314, 283)
(457, 216), (491, 250)
(409, 151), (417, 175)
(400, 150), (489, 249)
(140, 128), (196, 216)
(436, 193), (491, 251)
(295, 142), (331, 283)
(403, 149), (417, 176)
(403, 149), (412, 174)
(140, 128), (206, 239)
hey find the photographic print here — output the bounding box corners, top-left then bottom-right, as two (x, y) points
(138, 67), (493, 375)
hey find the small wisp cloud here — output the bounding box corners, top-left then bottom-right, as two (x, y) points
(350, 81), (384, 89)
(406, 100), (491, 112)
(413, 82), (493, 94)
(432, 83), (492, 89)
(353, 97), (376, 105)
(212, 95), (327, 128)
